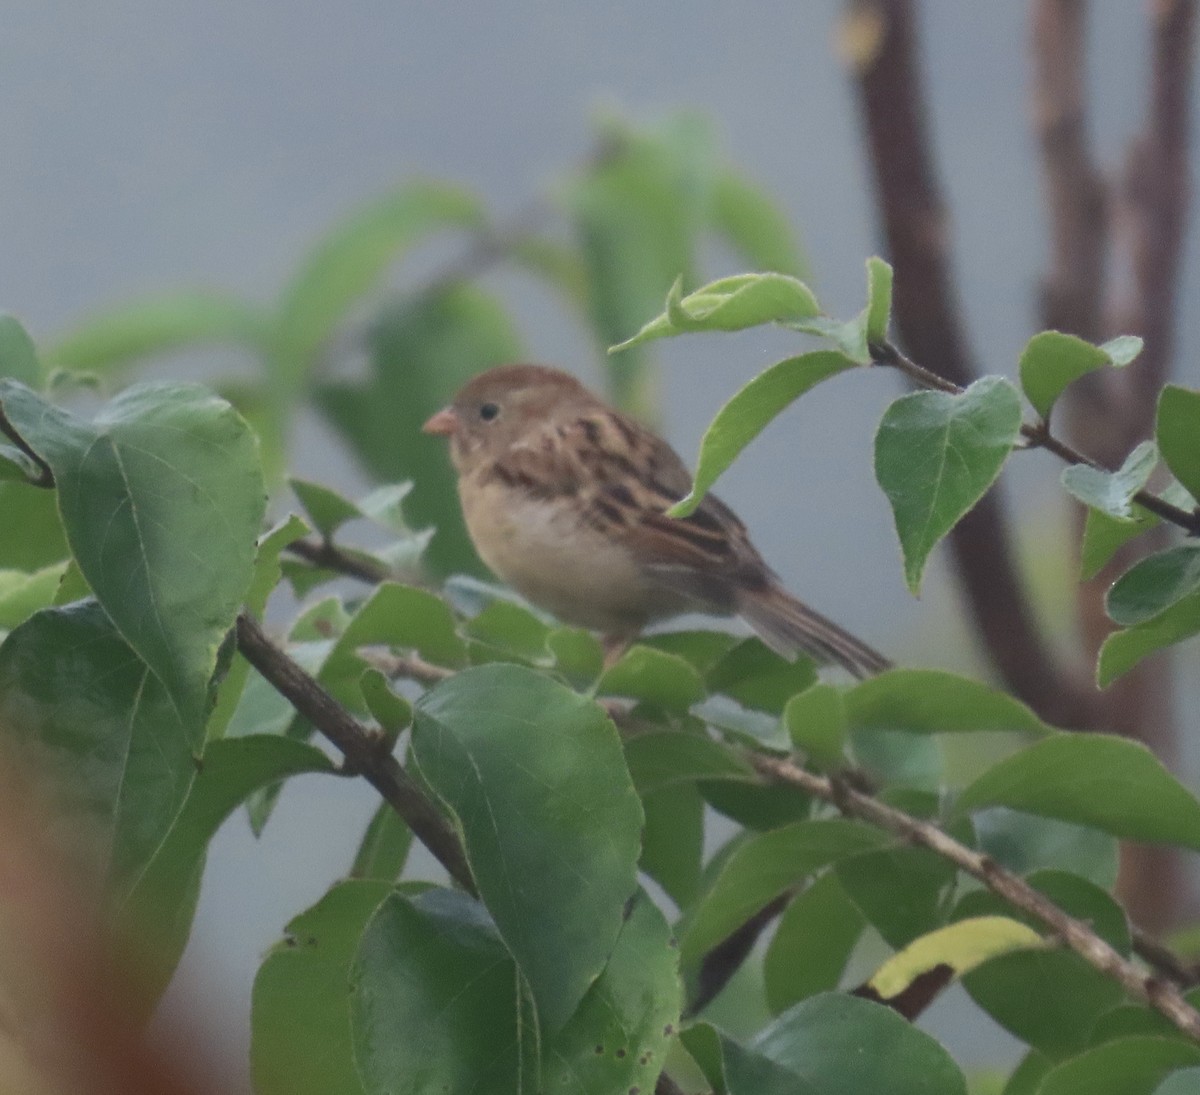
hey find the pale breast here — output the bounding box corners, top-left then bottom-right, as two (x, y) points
(458, 474), (688, 633)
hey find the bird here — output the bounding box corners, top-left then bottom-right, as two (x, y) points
(422, 364), (891, 678)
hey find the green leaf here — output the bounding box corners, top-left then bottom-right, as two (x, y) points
(706, 637), (819, 714)
(623, 729), (754, 796)
(350, 802), (413, 882)
(1154, 1066), (1200, 1095)
(716, 994), (968, 1095)
(679, 818), (884, 967)
(1108, 544), (1200, 626)
(0, 483), (66, 570)
(1037, 1038), (1200, 1095)
(974, 808), (1118, 890)
(875, 376), (1023, 594)
(206, 514), (310, 743)
(122, 734), (334, 1010)
(569, 113), (714, 415)
(1097, 592), (1200, 686)
(46, 292), (266, 375)
(252, 879), (392, 1095)
(1156, 386), (1200, 501)
(613, 272), (822, 352)
(0, 601), (201, 892)
(666, 350), (858, 517)
(0, 315), (42, 386)
(290, 478), (362, 539)
(957, 871), (1129, 1057)
(845, 668), (1054, 736)
(1062, 441), (1158, 520)
(350, 889), (538, 1095)
(541, 894), (682, 1094)
(1019, 331), (1140, 420)
(837, 842), (956, 948)
(358, 668), (412, 742)
(764, 872), (865, 1012)
(710, 171), (806, 277)
(955, 733), (1200, 850)
(274, 180), (485, 390)
(316, 284), (521, 577)
(640, 782), (705, 907)
(865, 256), (893, 345)
(463, 599), (551, 661)
(0, 561), (69, 629)
(783, 684), (848, 770)
(598, 643), (707, 712)
(412, 664), (642, 1030)
(0, 381), (266, 724)
(1081, 503), (1160, 581)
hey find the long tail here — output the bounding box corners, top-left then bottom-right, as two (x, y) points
(737, 584), (892, 679)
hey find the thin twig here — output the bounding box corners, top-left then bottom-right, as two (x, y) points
(871, 339), (1200, 536)
(748, 750), (1200, 1041)
(234, 613), (475, 893)
(359, 647), (456, 686)
(284, 537), (394, 584)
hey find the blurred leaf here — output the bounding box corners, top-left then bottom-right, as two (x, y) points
(710, 171), (805, 277)
(640, 782), (705, 907)
(764, 872), (865, 1012)
(463, 599), (552, 661)
(1154, 1066), (1200, 1095)
(273, 180), (485, 389)
(851, 727), (944, 791)
(1004, 1052), (1053, 1095)
(784, 684), (847, 770)
(1156, 386), (1200, 501)
(837, 843), (956, 948)
(1062, 441), (1158, 520)
(973, 808), (1118, 890)
(541, 893), (682, 1093)
(700, 994), (968, 1095)
(706, 637), (819, 714)
(845, 669), (1053, 736)
(570, 113), (714, 415)
(667, 350), (858, 517)
(865, 916), (1043, 1003)
(122, 735), (334, 1011)
(641, 629), (739, 673)
(679, 818), (883, 967)
(1081, 503), (1160, 581)
(1018, 331), (1136, 420)
(1107, 544), (1200, 627)
(358, 668), (412, 740)
(316, 283), (521, 577)
(206, 514), (310, 743)
(412, 664), (642, 1030)
(46, 292), (266, 375)
(0, 483), (66, 570)
(699, 777), (812, 830)
(253, 879), (392, 1095)
(955, 733), (1200, 849)
(623, 729), (754, 796)
(875, 376), (1023, 594)
(1098, 592), (1200, 687)
(350, 803), (413, 883)
(0, 601), (201, 892)
(1036, 1038), (1200, 1095)
(290, 478), (362, 539)
(613, 272), (822, 352)
(0, 562), (68, 629)
(0, 381), (265, 724)
(957, 871), (1129, 1057)
(598, 644), (706, 712)
(0, 314), (43, 386)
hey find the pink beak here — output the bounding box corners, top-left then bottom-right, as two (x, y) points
(422, 407), (457, 436)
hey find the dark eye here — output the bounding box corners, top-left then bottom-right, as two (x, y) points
(479, 402), (500, 422)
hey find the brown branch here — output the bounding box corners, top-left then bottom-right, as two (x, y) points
(1032, 0), (1109, 348)
(234, 613), (475, 893)
(846, 0), (1093, 729)
(872, 339), (1200, 536)
(359, 647), (456, 685)
(284, 536), (394, 584)
(748, 751), (1200, 1041)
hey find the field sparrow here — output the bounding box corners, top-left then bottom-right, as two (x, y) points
(423, 364), (890, 678)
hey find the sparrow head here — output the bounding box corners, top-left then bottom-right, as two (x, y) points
(422, 364), (596, 473)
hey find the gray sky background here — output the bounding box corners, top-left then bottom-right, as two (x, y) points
(3, 2), (1199, 1085)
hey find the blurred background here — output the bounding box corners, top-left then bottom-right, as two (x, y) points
(2, 1), (1198, 1084)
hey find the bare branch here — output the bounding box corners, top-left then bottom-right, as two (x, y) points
(284, 536), (394, 584)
